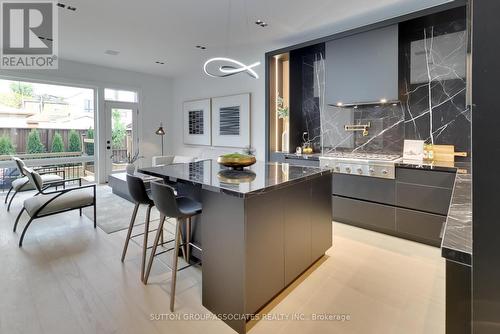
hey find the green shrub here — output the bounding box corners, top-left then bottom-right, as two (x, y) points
(112, 110), (127, 149)
(86, 127), (94, 156)
(26, 129), (45, 154)
(0, 136), (15, 155)
(68, 129), (81, 152)
(50, 132), (64, 153)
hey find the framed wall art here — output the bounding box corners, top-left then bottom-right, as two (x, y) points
(183, 98), (211, 146)
(211, 93), (250, 148)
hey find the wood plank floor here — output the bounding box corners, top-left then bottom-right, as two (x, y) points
(0, 188), (445, 334)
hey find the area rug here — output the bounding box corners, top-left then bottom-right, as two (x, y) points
(83, 185), (161, 234)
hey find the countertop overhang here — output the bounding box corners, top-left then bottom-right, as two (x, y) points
(139, 159), (332, 198)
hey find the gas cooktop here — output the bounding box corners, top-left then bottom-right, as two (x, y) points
(319, 152), (402, 179)
(322, 152), (402, 161)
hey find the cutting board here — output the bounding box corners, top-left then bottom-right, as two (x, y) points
(432, 145), (467, 162)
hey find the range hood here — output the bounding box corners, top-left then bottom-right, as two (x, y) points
(325, 25), (399, 107)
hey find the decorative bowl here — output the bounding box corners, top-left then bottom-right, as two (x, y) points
(217, 154), (256, 170)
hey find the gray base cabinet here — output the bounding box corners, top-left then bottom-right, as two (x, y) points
(332, 174), (395, 205)
(332, 167), (456, 247)
(333, 196), (395, 232)
(396, 208), (446, 246)
(202, 173), (332, 333)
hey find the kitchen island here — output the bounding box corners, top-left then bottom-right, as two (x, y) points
(139, 160), (333, 333)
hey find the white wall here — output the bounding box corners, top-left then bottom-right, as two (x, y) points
(170, 46), (269, 161)
(0, 59), (173, 182)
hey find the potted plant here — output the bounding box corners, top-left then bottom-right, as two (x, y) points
(277, 96), (289, 152)
(126, 151), (143, 174)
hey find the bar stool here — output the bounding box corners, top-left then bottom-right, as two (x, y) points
(144, 181), (202, 312)
(121, 174), (172, 282)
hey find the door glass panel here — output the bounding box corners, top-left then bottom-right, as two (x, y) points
(111, 108), (133, 171)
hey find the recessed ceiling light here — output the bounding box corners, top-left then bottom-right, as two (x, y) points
(57, 3), (77, 11)
(255, 19), (268, 27)
(104, 49), (120, 56)
(155, 61), (165, 65)
(380, 98), (388, 103)
(336, 102), (343, 107)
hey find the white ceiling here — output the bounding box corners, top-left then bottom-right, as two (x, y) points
(58, 0), (453, 78)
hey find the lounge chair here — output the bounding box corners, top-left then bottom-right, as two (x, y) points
(13, 167), (96, 247)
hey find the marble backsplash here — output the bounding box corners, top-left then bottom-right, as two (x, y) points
(401, 16), (469, 154)
(318, 9), (469, 156)
(322, 103), (404, 154)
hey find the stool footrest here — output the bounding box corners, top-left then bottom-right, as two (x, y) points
(130, 236), (175, 250)
(130, 226), (165, 239)
(165, 260), (201, 273)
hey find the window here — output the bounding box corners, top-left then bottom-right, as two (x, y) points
(83, 99), (93, 113)
(0, 78), (96, 187)
(104, 88), (138, 103)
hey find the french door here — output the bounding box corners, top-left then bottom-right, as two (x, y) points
(104, 101), (138, 181)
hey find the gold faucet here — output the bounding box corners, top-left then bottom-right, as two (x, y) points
(344, 122), (371, 136)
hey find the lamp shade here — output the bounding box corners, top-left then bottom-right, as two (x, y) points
(155, 122), (165, 136)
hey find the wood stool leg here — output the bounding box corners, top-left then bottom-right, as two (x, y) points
(144, 215), (167, 284)
(121, 203), (139, 262)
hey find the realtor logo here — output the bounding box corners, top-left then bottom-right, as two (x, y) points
(1, 1), (58, 69)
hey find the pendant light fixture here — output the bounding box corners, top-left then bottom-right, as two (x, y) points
(203, 0), (261, 79)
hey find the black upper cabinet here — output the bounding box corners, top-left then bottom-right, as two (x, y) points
(325, 25), (399, 106)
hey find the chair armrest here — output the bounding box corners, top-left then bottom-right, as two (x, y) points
(38, 169), (65, 175)
(36, 168), (66, 180)
(42, 177), (81, 186)
(40, 183), (96, 196)
(41, 178), (83, 192)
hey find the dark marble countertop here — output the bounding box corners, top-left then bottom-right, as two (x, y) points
(396, 159), (471, 173)
(139, 159), (332, 198)
(441, 172), (472, 266)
